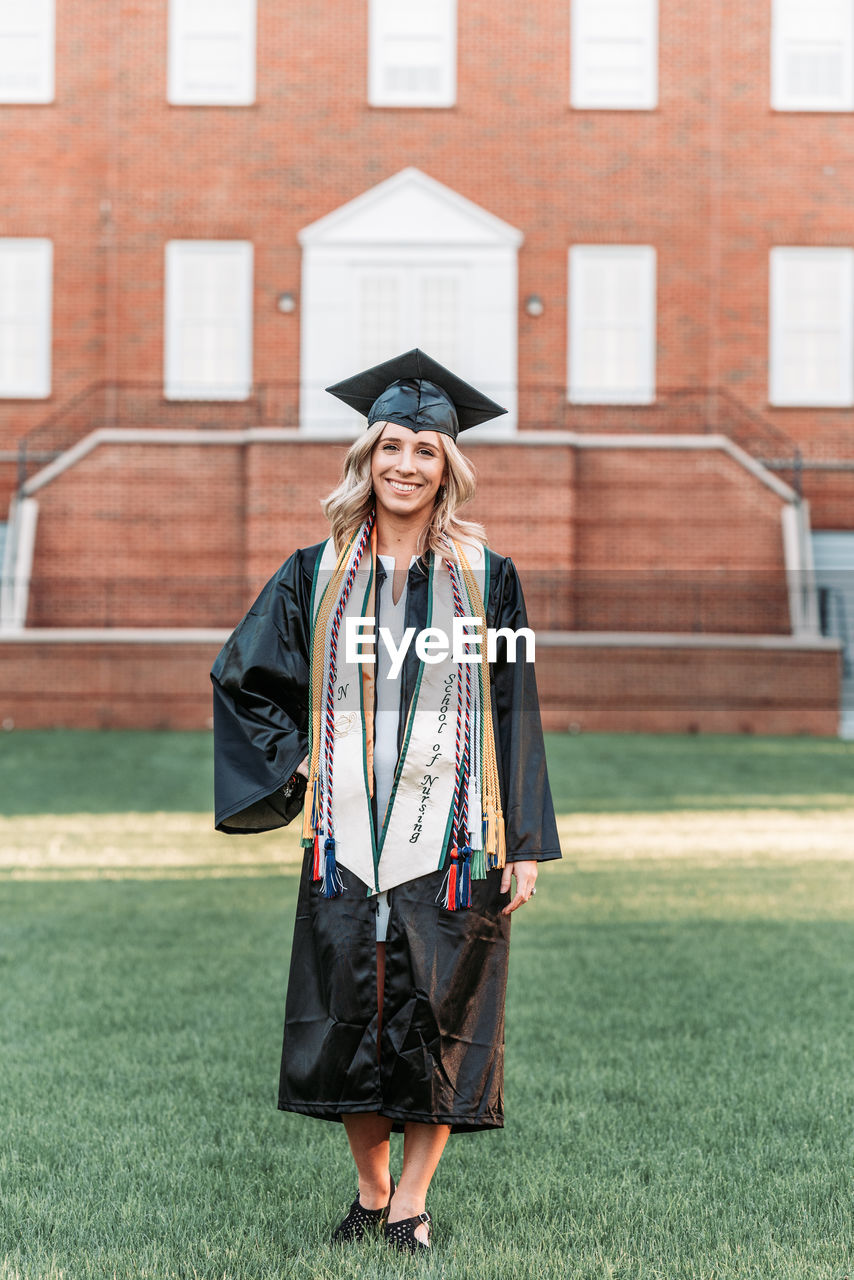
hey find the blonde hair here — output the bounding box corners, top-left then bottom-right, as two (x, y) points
(322, 421), (487, 558)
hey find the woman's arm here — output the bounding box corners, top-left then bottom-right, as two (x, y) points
(211, 546), (318, 833)
(489, 555), (562, 865)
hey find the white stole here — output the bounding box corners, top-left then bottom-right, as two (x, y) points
(312, 538), (486, 894)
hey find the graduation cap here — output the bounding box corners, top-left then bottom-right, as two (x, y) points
(325, 348), (507, 440)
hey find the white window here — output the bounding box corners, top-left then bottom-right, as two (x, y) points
(0, 239), (52, 398)
(769, 248), (854, 406)
(0, 0), (54, 103)
(168, 0), (256, 105)
(368, 0), (456, 107)
(568, 246), (656, 404)
(164, 241), (253, 400)
(771, 0), (854, 111)
(570, 0), (657, 110)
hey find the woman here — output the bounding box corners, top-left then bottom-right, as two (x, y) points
(212, 349), (561, 1253)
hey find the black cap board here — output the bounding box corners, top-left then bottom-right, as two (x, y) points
(324, 348), (507, 440)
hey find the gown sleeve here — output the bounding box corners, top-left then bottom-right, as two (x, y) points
(211, 546), (316, 833)
(489, 555), (562, 863)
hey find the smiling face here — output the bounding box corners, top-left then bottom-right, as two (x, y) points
(370, 422), (447, 526)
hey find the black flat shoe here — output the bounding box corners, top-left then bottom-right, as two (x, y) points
(330, 1175), (395, 1244)
(384, 1209), (432, 1253)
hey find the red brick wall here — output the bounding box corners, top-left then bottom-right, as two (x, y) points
(2, 0), (852, 525)
(0, 641), (220, 730)
(23, 435), (789, 636)
(0, 0), (110, 503)
(569, 446), (790, 632)
(716, 4), (854, 473)
(797, 471), (854, 530)
(28, 443), (247, 627)
(26, 437), (578, 627)
(536, 644), (841, 736)
(244, 442), (346, 590)
(465, 444), (575, 574)
(0, 639), (839, 736)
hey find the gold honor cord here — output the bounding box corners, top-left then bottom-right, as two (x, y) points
(361, 524), (377, 798)
(456, 543), (506, 870)
(302, 532), (358, 847)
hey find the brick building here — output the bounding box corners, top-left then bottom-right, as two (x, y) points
(0, 0), (851, 733)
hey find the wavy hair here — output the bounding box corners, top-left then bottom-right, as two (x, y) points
(321, 421), (486, 558)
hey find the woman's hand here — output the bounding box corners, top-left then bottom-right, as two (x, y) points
(296, 755), (310, 779)
(500, 860), (538, 914)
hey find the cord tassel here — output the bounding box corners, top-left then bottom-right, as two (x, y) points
(457, 845), (472, 908)
(487, 816), (506, 871)
(440, 845), (459, 911)
(310, 830), (322, 882)
(321, 835), (344, 898)
(301, 774), (315, 845)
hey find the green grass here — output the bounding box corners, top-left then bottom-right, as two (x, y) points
(1, 729), (852, 816)
(544, 730), (854, 811)
(0, 731), (215, 815)
(1, 731), (853, 1278)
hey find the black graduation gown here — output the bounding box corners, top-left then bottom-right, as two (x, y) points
(211, 542), (561, 1134)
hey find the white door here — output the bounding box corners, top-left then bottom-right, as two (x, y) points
(355, 263), (466, 372)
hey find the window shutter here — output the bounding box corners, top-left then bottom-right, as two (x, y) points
(0, 239), (52, 398)
(568, 246), (656, 404)
(164, 241), (253, 400)
(571, 0), (657, 109)
(168, 0), (256, 105)
(0, 0), (54, 103)
(369, 0), (456, 107)
(771, 0), (854, 110)
(769, 248), (854, 406)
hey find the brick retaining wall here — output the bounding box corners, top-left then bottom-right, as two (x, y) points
(0, 639), (840, 736)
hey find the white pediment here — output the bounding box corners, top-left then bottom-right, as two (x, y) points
(298, 167), (523, 249)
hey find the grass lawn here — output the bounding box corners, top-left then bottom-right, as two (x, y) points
(1, 731), (853, 1279)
